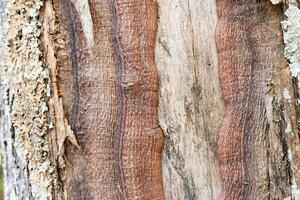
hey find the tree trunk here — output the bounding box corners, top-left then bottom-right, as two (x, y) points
(1, 0), (300, 199)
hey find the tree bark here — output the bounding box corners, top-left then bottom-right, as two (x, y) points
(2, 0), (165, 199)
(216, 1), (291, 199)
(55, 0), (164, 199)
(1, 0), (300, 199)
(155, 1), (223, 199)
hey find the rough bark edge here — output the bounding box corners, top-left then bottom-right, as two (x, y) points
(2, 0), (65, 198)
(41, 0), (80, 171)
(281, 4), (300, 199)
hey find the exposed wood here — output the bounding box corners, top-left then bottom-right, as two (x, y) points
(155, 1), (223, 199)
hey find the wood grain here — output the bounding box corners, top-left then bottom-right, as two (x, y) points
(155, 0), (223, 199)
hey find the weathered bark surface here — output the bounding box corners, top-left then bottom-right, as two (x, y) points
(157, 0), (300, 199)
(281, 2), (300, 198)
(0, 0), (17, 198)
(1, 0), (164, 199)
(215, 0), (300, 199)
(1, 0), (63, 198)
(155, 1), (223, 199)
(2, 0), (300, 199)
(56, 0), (164, 199)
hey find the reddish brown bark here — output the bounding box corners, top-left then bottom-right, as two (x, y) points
(55, 0), (164, 199)
(216, 1), (289, 199)
(110, 1), (164, 199)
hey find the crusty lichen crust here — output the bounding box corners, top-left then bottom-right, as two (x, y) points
(282, 5), (300, 78)
(281, 4), (300, 200)
(5, 0), (58, 198)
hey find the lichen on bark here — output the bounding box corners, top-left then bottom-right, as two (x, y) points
(282, 5), (300, 78)
(3, 0), (60, 198)
(281, 4), (300, 199)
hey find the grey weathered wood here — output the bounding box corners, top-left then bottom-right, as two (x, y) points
(155, 1), (223, 199)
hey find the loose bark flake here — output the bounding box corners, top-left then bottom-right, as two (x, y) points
(40, 0), (80, 170)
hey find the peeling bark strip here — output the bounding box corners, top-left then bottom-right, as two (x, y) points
(40, 0), (80, 170)
(55, 0), (164, 199)
(216, 1), (292, 199)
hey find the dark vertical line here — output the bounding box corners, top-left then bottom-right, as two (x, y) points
(109, 0), (126, 199)
(277, 102), (293, 188)
(61, 0), (80, 132)
(265, 121), (272, 200)
(291, 77), (300, 140)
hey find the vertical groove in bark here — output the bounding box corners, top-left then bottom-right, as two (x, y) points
(55, 0), (164, 199)
(216, 1), (294, 199)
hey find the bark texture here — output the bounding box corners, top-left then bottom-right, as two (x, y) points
(1, 0), (300, 199)
(55, 0), (164, 199)
(281, 1), (300, 199)
(1, 0), (62, 198)
(1, 0), (164, 199)
(157, 0), (300, 199)
(155, 1), (223, 199)
(215, 0), (299, 199)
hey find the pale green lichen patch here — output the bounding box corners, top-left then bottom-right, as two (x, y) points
(282, 5), (300, 78)
(4, 0), (58, 198)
